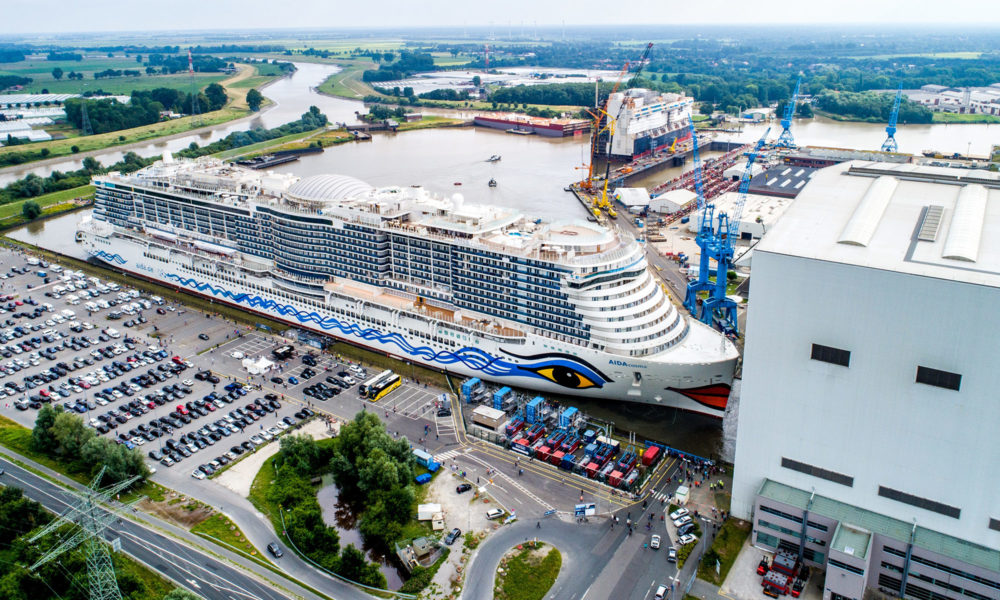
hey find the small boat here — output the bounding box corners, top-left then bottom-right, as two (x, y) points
(487, 154), (501, 162)
(453, 182), (462, 186)
(488, 178), (497, 187)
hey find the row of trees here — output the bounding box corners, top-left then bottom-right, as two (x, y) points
(0, 74), (31, 90)
(361, 51), (436, 82)
(813, 90), (934, 123)
(46, 51), (82, 61)
(145, 53), (228, 73)
(64, 84), (227, 134)
(93, 68), (143, 79)
(0, 49), (26, 63)
(267, 432), (386, 588)
(31, 405), (150, 484)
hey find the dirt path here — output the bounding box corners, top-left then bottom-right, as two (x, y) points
(214, 418), (337, 498)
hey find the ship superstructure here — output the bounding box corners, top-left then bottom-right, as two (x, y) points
(604, 89), (694, 160)
(79, 156), (737, 415)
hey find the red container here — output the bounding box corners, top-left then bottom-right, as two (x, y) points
(536, 445), (550, 460)
(642, 446), (661, 466)
(586, 461), (599, 478)
(609, 470), (623, 487)
(550, 450), (565, 466)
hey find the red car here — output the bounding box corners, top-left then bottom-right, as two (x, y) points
(176, 404), (189, 415)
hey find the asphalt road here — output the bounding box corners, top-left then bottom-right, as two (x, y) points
(0, 456), (294, 600)
(462, 518), (625, 600)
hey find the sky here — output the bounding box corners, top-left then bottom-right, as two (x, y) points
(5, 0), (1000, 34)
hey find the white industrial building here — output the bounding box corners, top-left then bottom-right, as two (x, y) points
(723, 160), (764, 181)
(650, 188), (696, 214)
(612, 187), (651, 213)
(684, 191), (793, 240)
(733, 161), (1000, 600)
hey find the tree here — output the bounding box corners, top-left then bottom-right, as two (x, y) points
(472, 75), (481, 87)
(50, 411), (95, 458)
(70, 145), (80, 153)
(279, 434), (321, 476)
(82, 156), (101, 173)
(30, 404), (62, 452)
(135, 54), (143, 63)
(402, 86), (414, 98)
(163, 589), (203, 600)
(204, 83), (227, 111)
(51, 67), (63, 80)
(246, 89), (263, 111)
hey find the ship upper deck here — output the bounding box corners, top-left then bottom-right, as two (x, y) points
(101, 156), (639, 268)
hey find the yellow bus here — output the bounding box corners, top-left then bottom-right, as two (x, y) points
(360, 370), (401, 401)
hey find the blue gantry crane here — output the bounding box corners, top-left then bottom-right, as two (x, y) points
(699, 128), (770, 335)
(881, 85), (903, 152)
(682, 120), (715, 320)
(775, 77), (802, 148)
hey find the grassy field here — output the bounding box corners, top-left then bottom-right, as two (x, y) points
(395, 116), (467, 132)
(192, 511), (270, 565)
(0, 64), (269, 164)
(248, 454), (280, 528)
(317, 60), (377, 99)
(212, 129), (322, 159)
(432, 53), (472, 67)
(696, 519), (752, 585)
(1, 55), (228, 95)
(496, 544), (562, 600)
(932, 112), (1000, 124)
(0, 185), (94, 219)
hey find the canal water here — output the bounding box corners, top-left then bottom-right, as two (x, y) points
(315, 476), (407, 589)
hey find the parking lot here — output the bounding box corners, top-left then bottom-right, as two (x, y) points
(0, 249), (321, 482)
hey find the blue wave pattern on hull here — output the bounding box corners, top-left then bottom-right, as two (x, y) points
(90, 250), (127, 265)
(164, 273), (608, 389)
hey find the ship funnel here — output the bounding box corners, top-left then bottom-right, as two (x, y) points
(451, 193), (465, 211)
(163, 151), (174, 163)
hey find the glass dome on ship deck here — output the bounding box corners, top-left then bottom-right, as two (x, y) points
(286, 174), (374, 205)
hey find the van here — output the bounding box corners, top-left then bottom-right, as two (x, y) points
(104, 328), (121, 339)
(26, 258), (39, 266)
(66, 295), (80, 305)
(107, 283), (120, 291)
(85, 302), (98, 312)
(150, 296), (164, 305)
(54, 286), (66, 295)
(50, 265), (63, 273)
(61, 309), (75, 318)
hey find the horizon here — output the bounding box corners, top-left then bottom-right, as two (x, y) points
(4, 0), (1000, 35)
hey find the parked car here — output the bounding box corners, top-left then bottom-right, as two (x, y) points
(444, 528), (462, 546)
(678, 533), (697, 545)
(486, 508), (505, 520)
(456, 483), (472, 494)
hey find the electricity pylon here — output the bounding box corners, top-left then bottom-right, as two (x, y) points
(28, 468), (144, 600)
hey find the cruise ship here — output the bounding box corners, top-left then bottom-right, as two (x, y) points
(602, 89), (694, 160)
(77, 155), (738, 416)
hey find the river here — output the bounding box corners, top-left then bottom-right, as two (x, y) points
(0, 62), (366, 187)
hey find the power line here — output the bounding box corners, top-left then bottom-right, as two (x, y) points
(26, 467), (143, 600)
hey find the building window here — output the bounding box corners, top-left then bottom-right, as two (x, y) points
(991, 518), (1000, 532)
(829, 559), (865, 576)
(916, 366), (962, 391)
(811, 343), (850, 367)
(878, 486), (961, 519)
(781, 457), (854, 487)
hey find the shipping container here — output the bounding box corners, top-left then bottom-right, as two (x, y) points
(642, 445), (661, 466)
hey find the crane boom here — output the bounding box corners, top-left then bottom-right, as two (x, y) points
(726, 128), (771, 254)
(881, 85), (903, 152)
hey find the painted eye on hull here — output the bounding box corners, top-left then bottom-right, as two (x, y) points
(527, 365), (599, 390)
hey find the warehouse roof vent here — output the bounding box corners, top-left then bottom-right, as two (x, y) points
(916, 205), (945, 242)
(838, 176), (898, 247)
(942, 184), (987, 263)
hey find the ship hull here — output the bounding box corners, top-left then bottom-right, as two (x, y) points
(80, 232), (736, 417)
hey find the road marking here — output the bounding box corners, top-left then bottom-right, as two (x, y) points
(187, 579), (202, 589)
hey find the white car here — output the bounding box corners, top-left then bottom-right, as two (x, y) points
(678, 533), (697, 545)
(231, 351), (245, 359)
(669, 508), (689, 521)
(673, 515), (692, 528)
(276, 421), (290, 430)
(183, 379), (194, 386)
(486, 508), (505, 520)
(191, 470), (206, 480)
(650, 534), (661, 549)
(655, 585), (668, 600)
